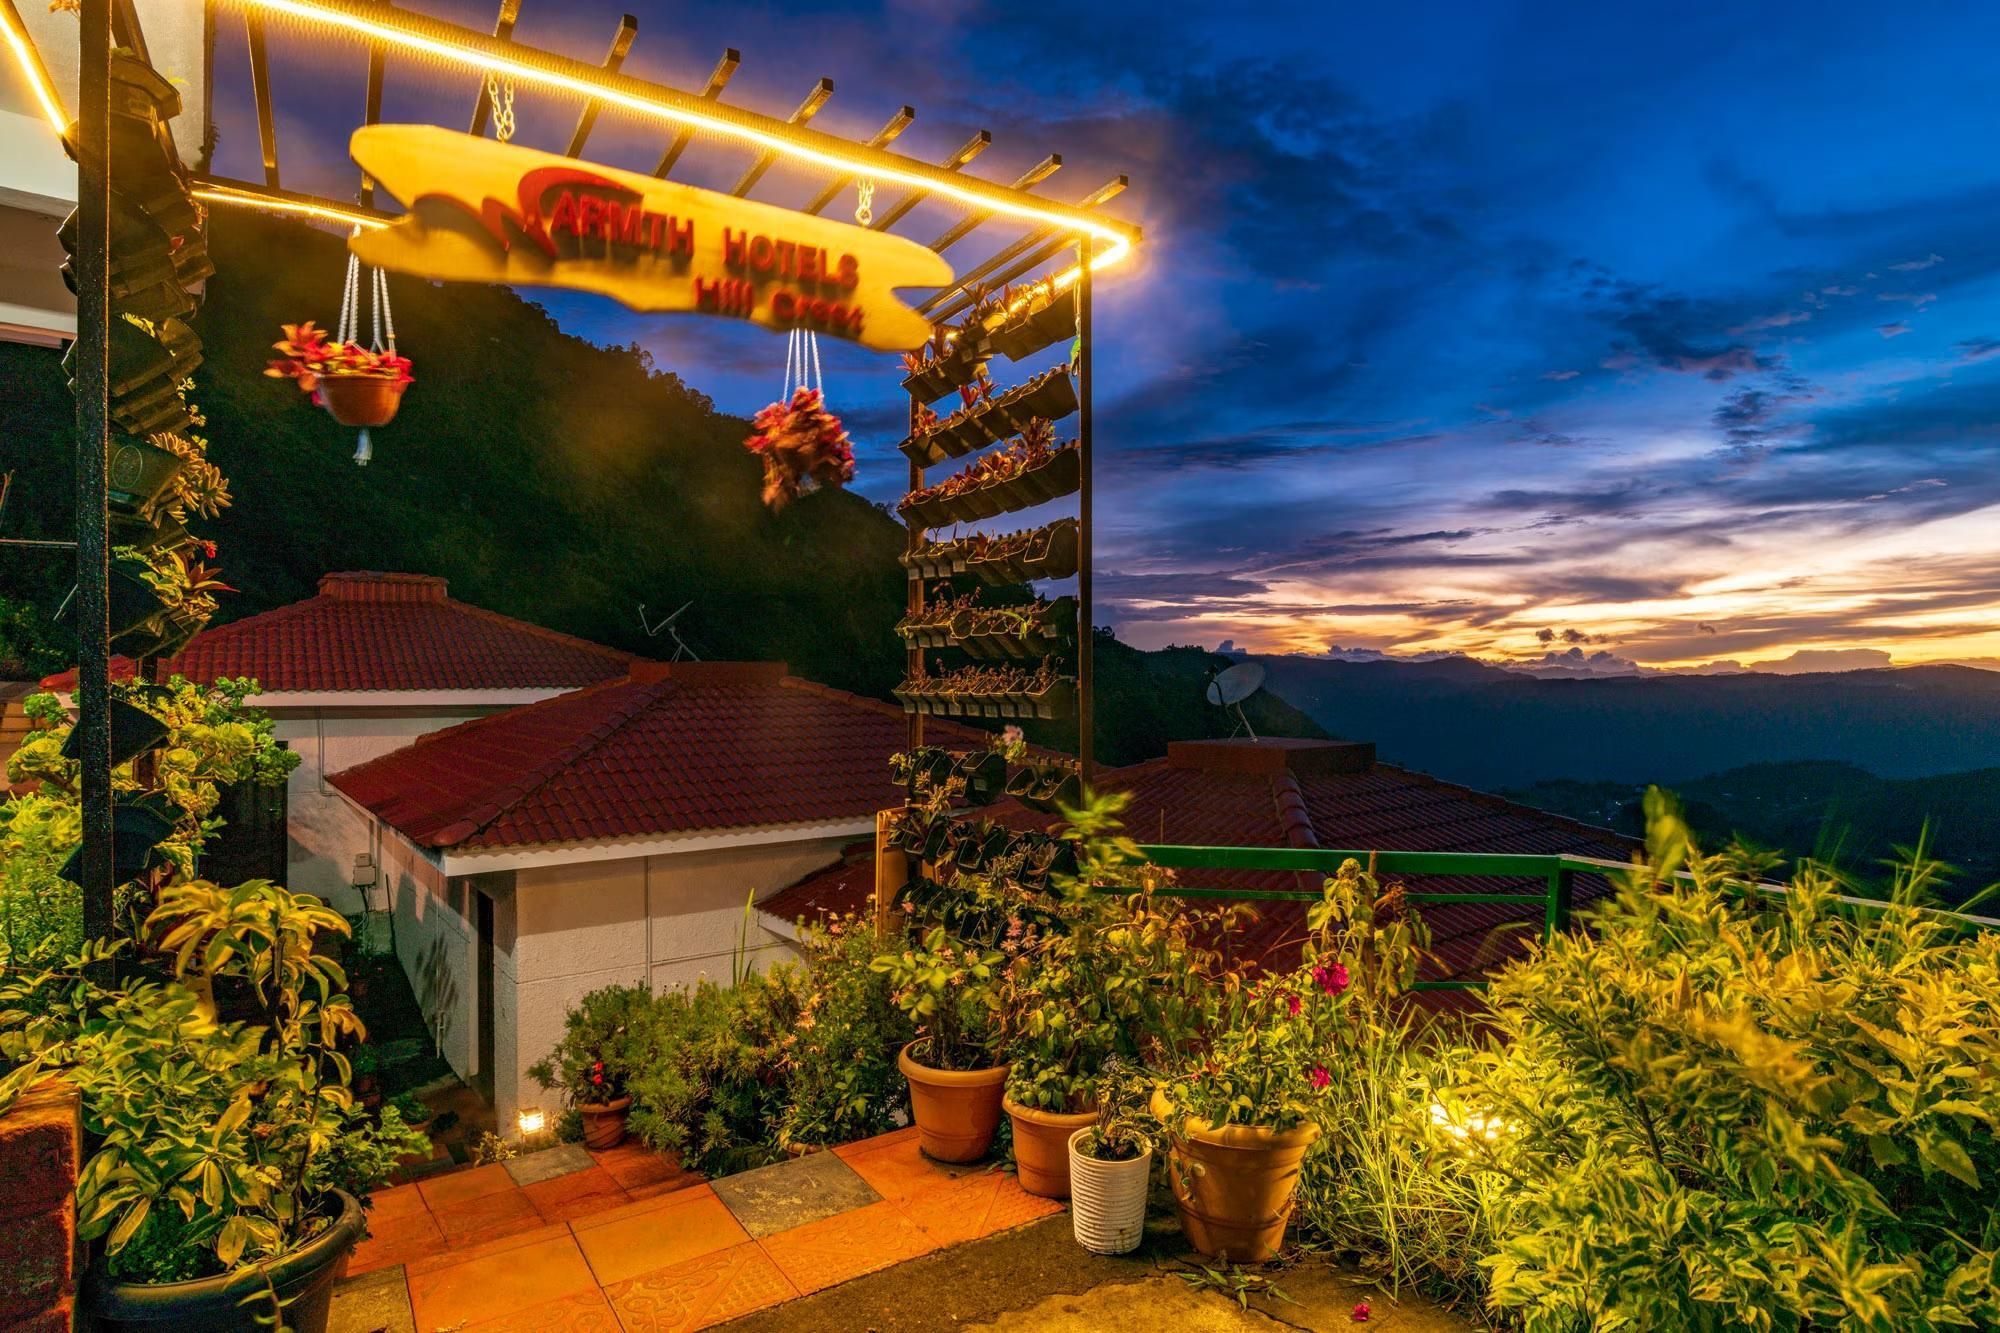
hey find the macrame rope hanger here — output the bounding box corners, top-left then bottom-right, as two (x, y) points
(335, 229), (398, 466)
(772, 178), (871, 407)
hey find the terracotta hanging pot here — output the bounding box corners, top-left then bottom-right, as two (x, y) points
(319, 375), (407, 428)
(578, 1095), (633, 1150)
(1151, 1090), (1319, 1262)
(1003, 1096), (1099, 1199)
(899, 1041), (1007, 1163)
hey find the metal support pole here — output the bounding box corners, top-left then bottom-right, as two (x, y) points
(75, 0), (116, 951)
(1076, 239), (1095, 783)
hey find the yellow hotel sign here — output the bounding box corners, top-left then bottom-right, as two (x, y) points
(347, 125), (954, 352)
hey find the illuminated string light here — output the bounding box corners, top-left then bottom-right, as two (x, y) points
(0, 0), (68, 136)
(193, 183), (388, 230)
(221, 0), (1136, 277)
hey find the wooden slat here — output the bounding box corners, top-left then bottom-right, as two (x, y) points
(870, 130), (990, 233)
(467, 0), (523, 136)
(244, 12), (279, 188)
(654, 48), (739, 177)
(730, 77), (833, 196)
(918, 175), (1127, 317)
(927, 153), (1061, 253)
(359, 1), (389, 207)
(565, 13), (638, 158)
(802, 105), (914, 216)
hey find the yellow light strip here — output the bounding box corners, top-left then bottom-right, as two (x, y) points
(226, 0), (1133, 280)
(194, 183), (389, 230)
(0, 0), (68, 135)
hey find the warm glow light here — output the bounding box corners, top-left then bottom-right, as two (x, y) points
(516, 1108), (547, 1135)
(1430, 1100), (1515, 1144)
(221, 0), (1135, 280)
(0, 0), (67, 135)
(192, 183), (389, 231)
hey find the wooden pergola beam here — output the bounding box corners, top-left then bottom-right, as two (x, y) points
(918, 175), (1127, 317)
(869, 129), (991, 233)
(244, 11), (279, 187)
(927, 153), (1061, 253)
(802, 105), (914, 216)
(359, 0), (388, 207)
(564, 13), (637, 158)
(467, 0), (523, 137)
(654, 48), (738, 177)
(730, 77), (833, 197)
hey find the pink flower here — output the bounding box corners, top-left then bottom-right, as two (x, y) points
(1309, 1065), (1331, 1091)
(1285, 992), (1302, 1017)
(1351, 1300), (1371, 1322)
(1314, 962), (1351, 997)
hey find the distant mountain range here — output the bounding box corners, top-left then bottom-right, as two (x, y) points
(1253, 656), (2000, 791)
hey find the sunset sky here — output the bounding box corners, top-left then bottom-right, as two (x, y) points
(215, 1), (2000, 672)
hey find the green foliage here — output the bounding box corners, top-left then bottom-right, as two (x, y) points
(872, 925), (1006, 1071)
(1444, 790), (2000, 1331)
(306, 1104), (432, 1224)
(622, 972), (801, 1177)
(773, 915), (912, 1153)
(0, 792), (83, 972)
(526, 981), (651, 1106)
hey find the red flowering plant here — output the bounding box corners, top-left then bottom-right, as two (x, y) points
(263, 321), (413, 404)
(743, 386), (856, 510)
(897, 419), (1068, 517)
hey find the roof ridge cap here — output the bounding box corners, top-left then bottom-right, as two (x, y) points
(779, 675), (987, 742)
(1269, 770), (1320, 848)
(441, 595), (642, 666)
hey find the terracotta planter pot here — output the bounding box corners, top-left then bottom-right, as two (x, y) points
(1068, 1129), (1153, 1255)
(319, 375), (407, 428)
(579, 1095), (633, 1150)
(1152, 1090), (1319, 1262)
(898, 1041), (1007, 1163)
(1003, 1097), (1099, 1199)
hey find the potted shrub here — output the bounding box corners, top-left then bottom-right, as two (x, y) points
(265, 320), (413, 429)
(0, 881), (397, 1333)
(1068, 1073), (1153, 1254)
(528, 981), (651, 1149)
(873, 925), (1009, 1162)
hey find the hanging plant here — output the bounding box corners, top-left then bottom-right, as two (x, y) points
(265, 320), (413, 421)
(743, 385), (856, 511)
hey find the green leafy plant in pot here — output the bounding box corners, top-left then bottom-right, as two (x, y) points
(1068, 1064), (1154, 1255)
(527, 981), (650, 1149)
(0, 880), (410, 1333)
(873, 926), (1009, 1162)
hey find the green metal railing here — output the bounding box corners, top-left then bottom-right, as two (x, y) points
(1126, 844), (2000, 991)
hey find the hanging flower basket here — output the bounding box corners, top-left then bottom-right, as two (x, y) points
(901, 328), (990, 404)
(743, 386), (856, 510)
(318, 375), (408, 428)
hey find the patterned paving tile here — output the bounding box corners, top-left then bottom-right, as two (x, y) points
(756, 1198), (939, 1295)
(572, 1184), (751, 1287)
(406, 1229), (597, 1330)
(459, 1286), (622, 1332)
(601, 1241), (798, 1332)
(710, 1150), (881, 1238)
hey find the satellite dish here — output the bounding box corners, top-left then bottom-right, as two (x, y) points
(1205, 661), (1266, 740)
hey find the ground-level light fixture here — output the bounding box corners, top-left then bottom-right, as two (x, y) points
(516, 1108), (547, 1136)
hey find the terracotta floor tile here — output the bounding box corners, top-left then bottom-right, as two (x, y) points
(592, 1143), (693, 1192)
(406, 1230), (597, 1331)
(756, 1198), (938, 1295)
(432, 1185), (543, 1246)
(842, 1134), (989, 1205)
(405, 1221), (576, 1280)
(601, 1241), (799, 1332)
(979, 1173), (1066, 1236)
(626, 1175), (705, 1202)
(572, 1186), (750, 1287)
(833, 1126), (919, 1161)
(365, 1181), (431, 1224)
(464, 1286), (623, 1332)
(524, 1166), (627, 1224)
(345, 1205), (447, 1277)
(418, 1162), (517, 1210)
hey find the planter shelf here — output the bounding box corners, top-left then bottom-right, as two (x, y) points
(898, 368), (1079, 467)
(985, 287), (1076, 363)
(899, 446), (1080, 528)
(953, 596), (1076, 661)
(899, 519), (1080, 585)
(892, 677), (1075, 721)
(900, 334), (990, 404)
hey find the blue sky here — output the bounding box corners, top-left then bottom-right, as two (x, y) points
(216, 0), (2000, 669)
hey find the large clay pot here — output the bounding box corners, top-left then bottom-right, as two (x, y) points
(1152, 1090), (1319, 1262)
(1003, 1096), (1098, 1198)
(83, 1189), (364, 1333)
(319, 375), (407, 428)
(898, 1041), (1007, 1163)
(579, 1095), (633, 1150)
(1068, 1128), (1153, 1255)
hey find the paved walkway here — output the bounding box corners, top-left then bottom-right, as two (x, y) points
(332, 1128), (1063, 1332)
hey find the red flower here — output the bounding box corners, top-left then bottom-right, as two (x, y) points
(1351, 1300), (1371, 1322)
(1314, 962), (1352, 996)
(1309, 1065), (1331, 1091)
(1285, 992), (1302, 1017)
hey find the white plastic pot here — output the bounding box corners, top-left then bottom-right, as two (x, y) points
(1067, 1128), (1152, 1255)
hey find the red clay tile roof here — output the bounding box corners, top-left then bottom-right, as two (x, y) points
(329, 661), (990, 850)
(42, 572), (638, 694)
(765, 738), (1635, 984)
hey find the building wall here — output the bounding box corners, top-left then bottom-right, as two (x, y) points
(378, 826), (471, 1082)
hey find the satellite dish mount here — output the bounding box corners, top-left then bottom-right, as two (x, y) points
(638, 601), (700, 662)
(1205, 661), (1267, 742)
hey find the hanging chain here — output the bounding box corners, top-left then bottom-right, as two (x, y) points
(854, 178), (875, 227)
(485, 72), (516, 143)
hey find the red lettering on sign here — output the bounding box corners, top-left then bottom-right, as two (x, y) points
(663, 216), (694, 258)
(836, 254), (859, 290)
